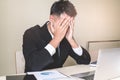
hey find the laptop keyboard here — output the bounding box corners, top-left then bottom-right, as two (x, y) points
(81, 74), (94, 80)
(71, 71), (95, 80)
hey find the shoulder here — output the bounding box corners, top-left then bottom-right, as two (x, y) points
(23, 22), (49, 41)
(24, 25), (40, 34)
(23, 25), (42, 40)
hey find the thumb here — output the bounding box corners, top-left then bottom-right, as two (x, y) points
(49, 21), (54, 34)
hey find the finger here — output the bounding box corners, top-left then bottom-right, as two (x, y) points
(70, 18), (74, 29)
(61, 18), (70, 32)
(62, 25), (69, 36)
(50, 19), (54, 34)
(50, 24), (54, 34)
(57, 13), (68, 26)
(61, 23), (70, 35)
(61, 17), (71, 30)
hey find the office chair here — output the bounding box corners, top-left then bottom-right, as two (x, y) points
(15, 51), (25, 74)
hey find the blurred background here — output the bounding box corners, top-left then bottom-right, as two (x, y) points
(0, 0), (120, 75)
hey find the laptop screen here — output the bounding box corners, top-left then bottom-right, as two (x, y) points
(94, 48), (120, 80)
(6, 74), (37, 80)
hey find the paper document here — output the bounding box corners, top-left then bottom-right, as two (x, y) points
(27, 70), (73, 80)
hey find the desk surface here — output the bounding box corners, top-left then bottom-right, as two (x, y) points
(0, 65), (96, 80)
(57, 65), (96, 76)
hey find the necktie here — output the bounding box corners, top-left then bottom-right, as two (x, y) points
(57, 45), (60, 57)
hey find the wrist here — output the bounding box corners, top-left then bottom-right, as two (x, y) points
(49, 38), (61, 48)
(68, 39), (78, 48)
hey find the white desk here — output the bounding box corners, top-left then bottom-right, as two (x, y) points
(57, 65), (96, 76)
(0, 65), (96, 80)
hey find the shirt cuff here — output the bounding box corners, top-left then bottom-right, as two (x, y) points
(45, 44), (56, 56)
(72, 46), (83, 56)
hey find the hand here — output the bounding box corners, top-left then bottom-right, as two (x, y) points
(66, 18), (79, 48)
(50, 14), (71, 42)
(66, 18), (74, 41)
(49, 14), (71, 48)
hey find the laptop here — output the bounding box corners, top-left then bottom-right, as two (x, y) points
(71, 48), (120, 80)
(6, 74), (37, 80)
(94, 48), (120, 80)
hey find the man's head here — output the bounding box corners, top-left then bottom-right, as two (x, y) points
(48, 0), (77, 34)
(50, 0), (77, 17)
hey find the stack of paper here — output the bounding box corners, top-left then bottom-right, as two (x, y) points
(27, 70), (76, 80)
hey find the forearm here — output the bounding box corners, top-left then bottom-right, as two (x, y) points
(67, 38), (79, 48)
(69, 47), (91, 64)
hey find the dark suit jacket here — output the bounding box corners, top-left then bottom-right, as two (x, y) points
(23, 22), (91, 72)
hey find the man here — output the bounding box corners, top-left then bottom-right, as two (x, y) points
(23, 0), (91, 72)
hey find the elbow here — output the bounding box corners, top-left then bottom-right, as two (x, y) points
(77, 56), (91, 64)
(84, 57), (91, 64)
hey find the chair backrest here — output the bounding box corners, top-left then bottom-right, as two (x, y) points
(15, 51), (25, 74)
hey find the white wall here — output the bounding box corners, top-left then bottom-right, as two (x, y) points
(0, 0), (120, 75)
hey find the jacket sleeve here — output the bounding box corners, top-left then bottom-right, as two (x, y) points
(23, 30), (54, 72)
(69, 46), (91, 64)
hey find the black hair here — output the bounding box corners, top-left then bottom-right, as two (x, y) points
(50, 0), (77, 17)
